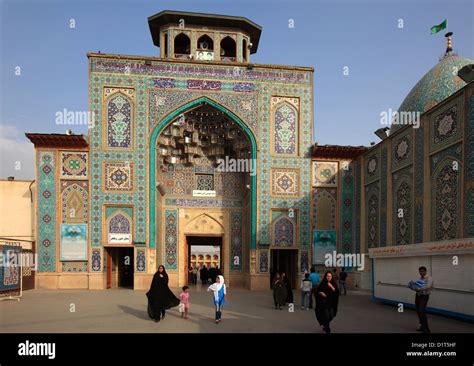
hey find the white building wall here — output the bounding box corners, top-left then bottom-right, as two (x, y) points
(369, 238), (474, 320)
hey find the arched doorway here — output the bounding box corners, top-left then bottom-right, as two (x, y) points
(149, 97), (257, 286)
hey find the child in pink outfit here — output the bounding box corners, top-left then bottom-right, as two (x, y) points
(179, 286), (190, 319)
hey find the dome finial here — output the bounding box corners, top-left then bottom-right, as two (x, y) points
(445, 31), (453, 56)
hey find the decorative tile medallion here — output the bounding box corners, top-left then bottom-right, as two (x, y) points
(195, 173), (214, 191)
(103, 162), (135, 192)
(270, 168), (299, 198)
(60, 152), (88, 179)
(392, 132), (413, 171)
(430, 99), (463, 153)
(312, 161), (338, 187)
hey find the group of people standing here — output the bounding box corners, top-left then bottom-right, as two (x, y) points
(272, 272), (293, 310)
(188, 264), (222, 285)
(147, 264), (227, 324)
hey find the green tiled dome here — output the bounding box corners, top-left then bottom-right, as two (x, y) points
(391, 55), (473, 133)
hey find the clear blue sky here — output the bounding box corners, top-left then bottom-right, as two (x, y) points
(1, 0), (473, 179)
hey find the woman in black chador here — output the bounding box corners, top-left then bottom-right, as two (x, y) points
(282, 272), (293, 304)
(315, 271), (340, 333)
(272, 273), (287, 310)
(200, 265), (209, 285)
(146, 265), (180, 322)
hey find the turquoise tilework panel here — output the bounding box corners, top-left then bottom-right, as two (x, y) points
(37, 151), (57, 272)
(89, 75), (147, 250)
(340, 161), (355, 254)
(164, 209), (178, 270)
(258, 83), (312, 250)
(230, 211), (243, 271)
(465, 90), (474, 237)
(380, 147), (387, 246)
(414, 126), (424, 243)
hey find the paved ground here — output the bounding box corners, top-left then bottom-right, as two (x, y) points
(0, 286), (471, 333)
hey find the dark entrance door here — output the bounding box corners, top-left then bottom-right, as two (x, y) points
(270, 249), (298, 289)
(118, 247), (134, 288)
(106, 247), (134, 289)
(186, 236), (222, 285)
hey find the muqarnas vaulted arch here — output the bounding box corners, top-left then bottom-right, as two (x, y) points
(149, 96), (258, 250)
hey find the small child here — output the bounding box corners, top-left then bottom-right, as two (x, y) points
(179, 286), (190, 319)
(301, 273), (312, 310)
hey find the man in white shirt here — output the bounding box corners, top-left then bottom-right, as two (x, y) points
(412, 266), (434, 333)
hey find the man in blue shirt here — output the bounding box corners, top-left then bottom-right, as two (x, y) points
(308, 266), (320, 309)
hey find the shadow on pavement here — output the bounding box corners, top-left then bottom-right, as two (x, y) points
(117, 305), (149, 321)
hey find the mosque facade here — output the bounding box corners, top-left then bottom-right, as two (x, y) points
(26, 11), (314, 290)
(23, 10), (474, 311)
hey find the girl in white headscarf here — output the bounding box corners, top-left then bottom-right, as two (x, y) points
(208, 275), (226, 323)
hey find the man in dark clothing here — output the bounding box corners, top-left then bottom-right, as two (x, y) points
(209, 266), (217, 284)
(282, 272), (293, 304)
(200, 265), (209, 285)
(338, 268), (348, 295)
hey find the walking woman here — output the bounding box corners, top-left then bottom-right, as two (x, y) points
(208, 275), (226, 323)
(272, 273), (287, 310)
(146, 265), (180, 322)
(315, 271), (340, 333)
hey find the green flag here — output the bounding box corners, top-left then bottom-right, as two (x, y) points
(431, 19), (447, 34)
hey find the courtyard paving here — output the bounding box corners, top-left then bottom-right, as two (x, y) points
(0, 286), (471, 333)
